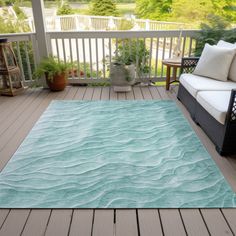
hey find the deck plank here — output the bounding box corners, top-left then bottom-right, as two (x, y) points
(0, 209), (30, 236)
(45, 209), (73, 236)
(0, 210), (9, 229)
(180, 209), (209, 236)
(21, 210), (51, 236)
(74, 86), (87, 100)
(117, 92), (126, 100)
(201, 209), (233, 236)
(133, 87), (143, 100)
(109, 87), (118, 100)
(222, 209), (236, 234)
(0, 89), (44, 150)
(83, 87), (94, 100)
(116, 210), (138, 236)
(159, 209), (186, 236)
(92, 87), (102, 100)
(140, 87), (152, 100)
(149, 86), (161, 100)
(156, 86), (171, 100)
(0, 89), (34, 124)
(69, 210), (93, 236)
(0, 90), (64, 171)
(0, 90), (41, 137)
(101, 87), (110, 100)
(64, 86), (78, 100)
(93, 210), (114, 236)
(126, 89), (135, 100)
(138, 209), (163, 236)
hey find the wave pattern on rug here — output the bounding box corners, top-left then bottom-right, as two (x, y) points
(0, 100), (235, 208)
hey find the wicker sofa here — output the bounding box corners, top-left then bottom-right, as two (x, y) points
(177, 57), (236, 156)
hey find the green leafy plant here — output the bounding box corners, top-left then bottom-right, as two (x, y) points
(113, 39), (150, 74)
(34, 56), (71, 81)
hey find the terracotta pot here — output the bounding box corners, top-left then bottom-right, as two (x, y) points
(46, 73), (67, 91)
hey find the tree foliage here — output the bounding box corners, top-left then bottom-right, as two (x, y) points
(90, 0), (119, 16)
(135, 0), (236, 24)
(136, 0), (172, 20)
(57, 1), (73, 15)
(195, 14), (236, 56)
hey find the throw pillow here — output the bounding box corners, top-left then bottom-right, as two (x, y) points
(193, 43), (236, 81)
(217, 40), (236, 82)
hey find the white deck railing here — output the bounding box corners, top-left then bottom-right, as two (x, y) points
(27, 15), (194, 32)
(0, 33), (38, 86)
(0, 30), (199, 85)
(47, 30), (199, 83)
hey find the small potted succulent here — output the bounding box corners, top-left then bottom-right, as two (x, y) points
(34, 56), (71, 91)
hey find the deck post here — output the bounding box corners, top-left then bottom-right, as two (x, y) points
(31, 0), (48, 88)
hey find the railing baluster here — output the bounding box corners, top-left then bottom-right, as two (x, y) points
(16, 41), (26, 82)
(89, 38), (93, 79)
(102, 38), (105, 79)
(82, 38), (87, 79)
(182, 36), (187, 57)
(62, 38), (66, 63)
(154, 37), (159, 79)
(109, 38), (112, 67)
(24, 41), (33, 81)
(69, 38), (73, 65)
(161, 37), (166, 78)
(148, 37), (153, 80)
(96, 38), (99, 79)
(55, 38), (60, 61)
(136, 38), (139, 79)
(115, 38), (118, 57)
(189, 37), (193, 57)
(75, 38), (81, 79)
(169, 37), (173, 58)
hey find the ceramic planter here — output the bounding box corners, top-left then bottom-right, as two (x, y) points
(46, 73), (67, 91)
(110, 63), (135, 92)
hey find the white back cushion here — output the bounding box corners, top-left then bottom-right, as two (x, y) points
(193, 43), (235, 81)
(217, 40), (236, 82)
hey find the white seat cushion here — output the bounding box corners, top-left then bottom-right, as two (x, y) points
(193, 43), (236, 81)
(180, 73), (236, 98)
(217, 40), (236, 82)
(196, 91), (231, 125)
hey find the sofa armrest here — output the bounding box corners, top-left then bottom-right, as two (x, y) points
(226, 89), (236, 125)
(181, 57), (199, 74)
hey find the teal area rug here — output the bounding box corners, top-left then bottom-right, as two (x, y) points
(0, 100), (235, 208)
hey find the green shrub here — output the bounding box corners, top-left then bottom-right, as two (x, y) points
(13, 3), (27, 19)
(90, 0), (119, 16)
(194, 14), (236, 56)
(113, 39), (150, 75)
(57, 1), (73, 15)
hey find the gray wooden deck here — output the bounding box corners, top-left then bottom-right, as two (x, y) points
(0, 85), (236, 236)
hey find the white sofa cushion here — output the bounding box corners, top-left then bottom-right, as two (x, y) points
(217, 40), (236, 82)
(196, 91), (231, 125)
(193, 43), (236, 81)
(180, 73), (236, 98)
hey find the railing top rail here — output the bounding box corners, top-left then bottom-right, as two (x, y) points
(0, 32), (36, 41)
(47, 29), (200, 39)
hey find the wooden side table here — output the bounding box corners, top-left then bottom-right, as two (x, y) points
(162, 59), (182, 90)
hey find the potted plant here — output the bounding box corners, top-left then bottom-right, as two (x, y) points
(34, 56), (71, 91)
(110, 39), (150, 92)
